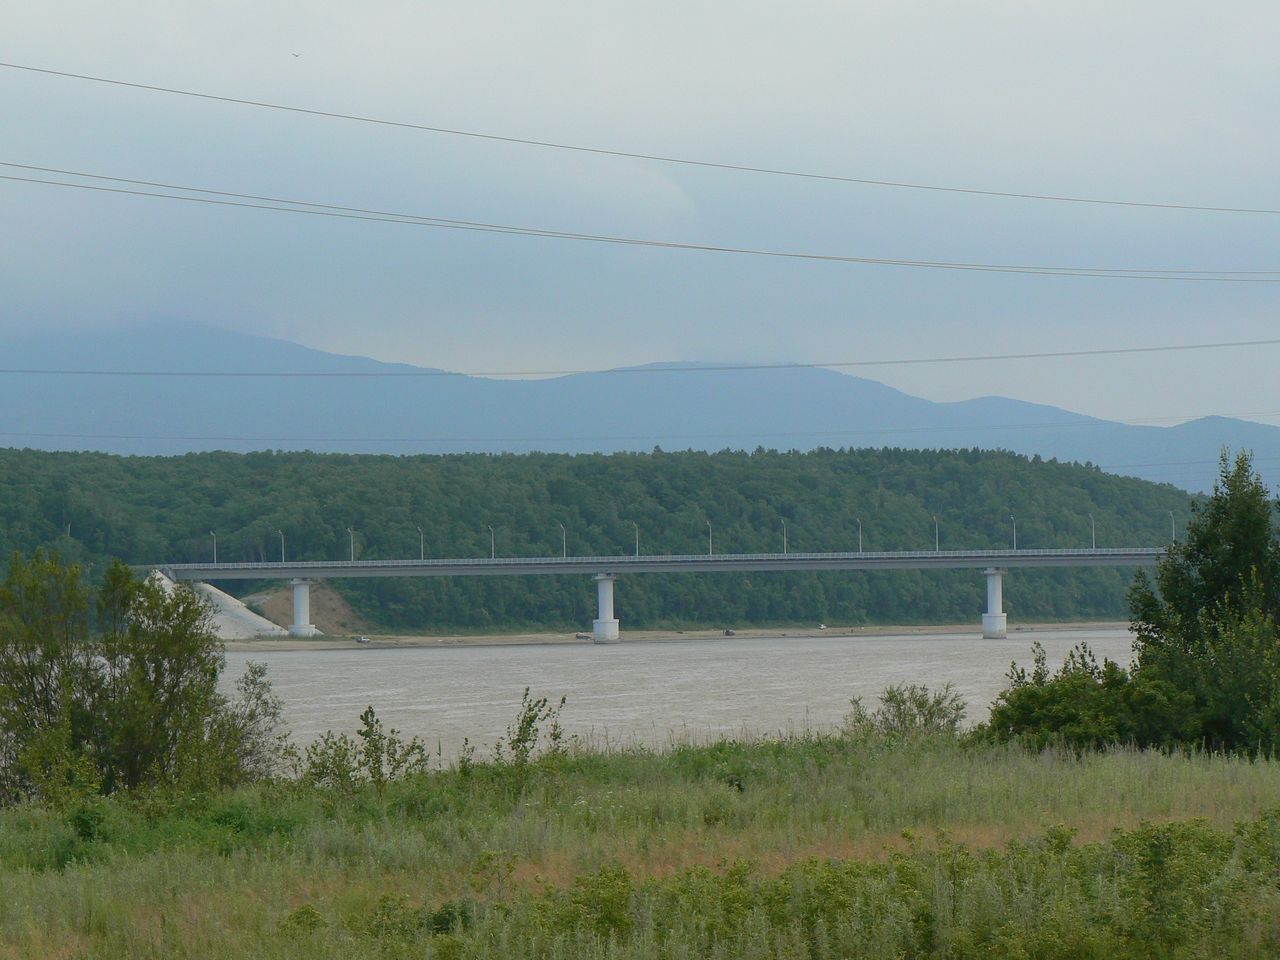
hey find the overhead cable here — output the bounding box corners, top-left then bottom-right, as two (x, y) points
(2, 408), (1278, 446)
(3, 166), (1278, 282)
(4, 61), (1280, 216)
(1, 333), (1278, 379)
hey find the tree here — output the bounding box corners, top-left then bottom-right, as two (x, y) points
(0, 551), (94, 800)
(1129, 451), (1280, 749)
(93, 563), (236, 792)
(0, 554), (284, 803)
(985, 450), (1280, 752)
(1131, 450), (1279, 654)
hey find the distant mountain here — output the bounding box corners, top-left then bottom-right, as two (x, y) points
(1, 321), (1273, 492)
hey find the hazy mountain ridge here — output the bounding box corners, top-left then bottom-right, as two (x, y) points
(2, 322), (1272, 492)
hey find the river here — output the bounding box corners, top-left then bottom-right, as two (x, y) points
(222, 627), (1135, 757)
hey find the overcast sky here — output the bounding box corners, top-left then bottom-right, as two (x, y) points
(3, 1), (1278, 425)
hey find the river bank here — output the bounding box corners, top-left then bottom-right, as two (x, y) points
(224, 619), (1131, 652)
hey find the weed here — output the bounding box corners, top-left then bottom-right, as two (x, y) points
(278, 903), (326, 934)
(301, 706), (429, 792)
(492, 688), (566, 767)
(846, 682), (967, 737)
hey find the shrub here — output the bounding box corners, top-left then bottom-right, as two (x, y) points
(845, 682), (966, 737)
(980, 641), (1196, 749)
(986, 450), (1280, 753)
(278, 903), (327, 934)
(492, 687), (566, 766)
(301, 706), (429, 791)
(0, 553), (286, 803)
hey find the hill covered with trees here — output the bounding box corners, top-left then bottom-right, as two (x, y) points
(0, 447), (1193, 630)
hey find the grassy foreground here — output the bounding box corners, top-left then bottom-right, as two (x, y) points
(3, 733), (1280, 958)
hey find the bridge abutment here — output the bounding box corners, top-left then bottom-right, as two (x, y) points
(290, 578), (319, 637)
(982, 567), (1007, 639)
(593, 573), (620, 643)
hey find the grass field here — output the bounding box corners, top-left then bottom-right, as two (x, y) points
(3, 731), (1280, 958)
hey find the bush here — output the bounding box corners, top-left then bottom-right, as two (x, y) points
(492, 687), (566, 766)
(980, 642), (1195, 749)
(986, 450), (1280, 752)
(845, 682), (966, 737)
(0, 552), (286, 804)
(301, 706), (429, 791)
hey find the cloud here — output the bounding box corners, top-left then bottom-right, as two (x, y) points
(2, 0), (1279, 426)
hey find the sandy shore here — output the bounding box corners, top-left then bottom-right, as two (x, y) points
(224, 620), (1132, 652)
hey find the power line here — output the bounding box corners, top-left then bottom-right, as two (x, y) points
(1100, 457), (1273, 470)
(4, 167), (1279, 282)
(4, 60), (1280, 216)
(7, 160), (1280, 278)
(1, 335), (1278, 379)
(1097, 456), (1280, 480)
(3, 408), (1278, 446)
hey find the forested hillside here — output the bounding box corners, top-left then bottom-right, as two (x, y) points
(0, 447), (1193, 630)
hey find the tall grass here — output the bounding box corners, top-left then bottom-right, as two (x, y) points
(2, 733), (1279, 958)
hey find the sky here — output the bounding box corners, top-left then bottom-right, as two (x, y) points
(2, 1), (1279, 426)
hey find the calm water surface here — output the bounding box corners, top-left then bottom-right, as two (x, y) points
(223, 628), (1135, 757)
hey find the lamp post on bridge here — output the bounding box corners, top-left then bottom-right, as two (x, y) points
(210, 530), (217, 564)
(706, 520), (713, 556)
(1010, 513), (1017, 551)
(488, 525), (495, 560)
(933, 515), (939, 552)
(1168, 510), (1176, 544)
(559, 522), (567, 559)
(781, 518), (788, 555)
(347, 527), (356, 562)
(856, 517), (863, 554)
(417, 525), (425, 561)
(632, 521), (639, 558)
(277, 529), (285, 563)
(1088, 513), (1095, 550)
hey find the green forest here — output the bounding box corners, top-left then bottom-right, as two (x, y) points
(0, 446), (1193, 630)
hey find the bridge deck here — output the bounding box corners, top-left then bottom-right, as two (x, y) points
(163, 547), (1164, 581)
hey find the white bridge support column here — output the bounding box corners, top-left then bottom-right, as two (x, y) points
(290, 578), (319, 637)
(982, 567), (1007, 639)
(593, 573), (620, 643)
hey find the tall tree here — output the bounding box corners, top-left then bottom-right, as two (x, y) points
(93, 563), (228, 792)
(0, 556), (284, 803)
(1130, 451), (1280, 747)
(988, 450), (1280, 751)
(1130, 450), (1280, 645)
(0, 551), (93, 797)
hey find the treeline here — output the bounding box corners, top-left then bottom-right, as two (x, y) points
(0, 446), (1193, 629)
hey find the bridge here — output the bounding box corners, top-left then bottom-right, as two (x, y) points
(162, 546), (1163, 642)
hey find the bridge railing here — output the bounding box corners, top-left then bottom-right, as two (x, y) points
(163, 546), (1162, 572)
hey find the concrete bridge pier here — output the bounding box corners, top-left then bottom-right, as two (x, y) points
(290, 578), (319, 637)
(982, 567), (1007, 639)
(593, 573), (620, 643)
